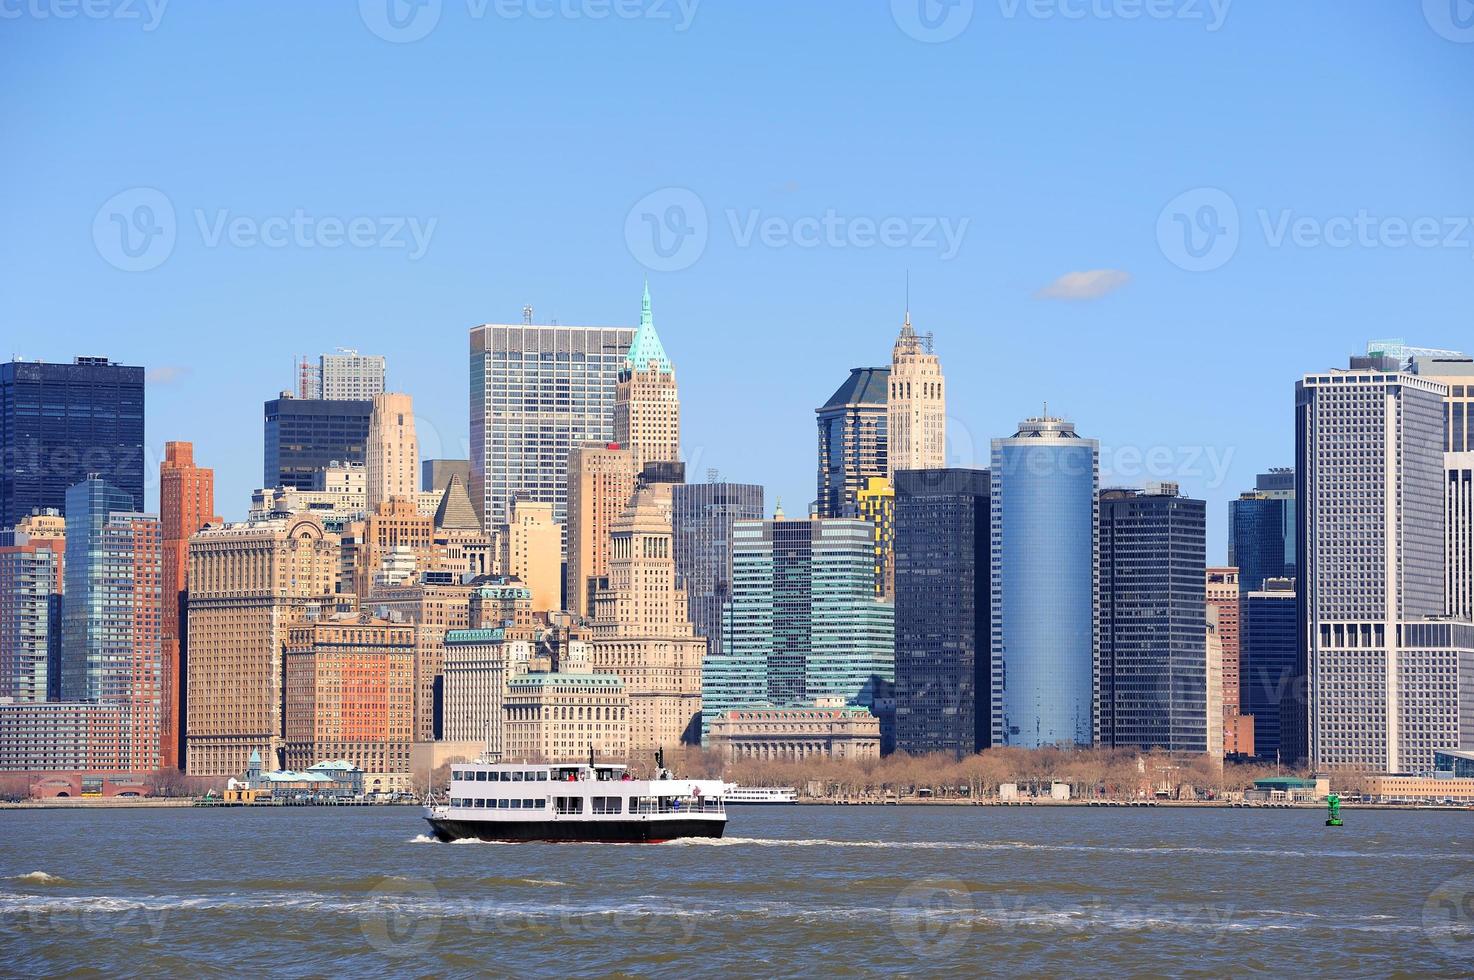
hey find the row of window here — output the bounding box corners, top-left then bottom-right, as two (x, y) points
(453, 769), (548, 782)
(452, 798), (547, 810)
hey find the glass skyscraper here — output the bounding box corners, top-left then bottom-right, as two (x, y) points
(706, 516), (894, 733)
(991, 416), (1098, 748)
(1229, 467), (1296, 594)
(1097, 484), (1208, 753)
(469, 323), (634, 531)
(893, 468), (990, 757)
(671, 481), (764, 659)
(0, 357), (145, 527)
(1240, 579), (1296, 761)
(815, 367), (888, 518)
(263, 396), (373, 491)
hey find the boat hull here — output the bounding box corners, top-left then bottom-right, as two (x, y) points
(426, 815), (726, 843)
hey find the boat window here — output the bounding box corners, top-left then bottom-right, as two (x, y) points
(511, 799), (523, 809)
(476, 771), (487, 781)
(498, 799), (509, 809)
(451, 770), (463, 782)
(511, 771), (523, 782)
(492, 771), (503, 782)
(535, 772), (547, 782)
(535, 799), (546, 809)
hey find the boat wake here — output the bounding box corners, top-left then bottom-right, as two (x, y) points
(8, 871), (68, 886)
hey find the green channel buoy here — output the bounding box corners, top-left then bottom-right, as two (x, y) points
(1325, 792), (1343, 827)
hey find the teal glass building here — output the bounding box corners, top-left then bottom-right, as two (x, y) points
(704, 516), (894, 736)
(990, 416), (1098, 748)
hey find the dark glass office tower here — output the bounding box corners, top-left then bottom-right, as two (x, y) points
(815, 367), (888, 518)
(671, 481), (764, 659)
(1097, 484), (1208, 752)
(0, 357), (145, 526)
(1240, 579), (1297, 761)
(1229, 493), (1290, 593)
(263, 396), (373, 490)
(893, 468), (990, 757)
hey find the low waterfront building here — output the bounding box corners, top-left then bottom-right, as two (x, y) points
(1362, 773), (1474, 803)
(502, 668), (629, 764)
(706, 705), (881, 762)
(0, 700), (132, 771)
(1244, 776), (1329, 803)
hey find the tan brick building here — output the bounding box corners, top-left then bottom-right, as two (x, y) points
(184, 514), (339, 776)
(366, 392), (419, 512)
(494, 500), (561, 613)
(886, 312), (946, 478)
(283, 616), (416, 793)
(503, 667), (629, 765)
(590, 483), (705, 758)
(565, 442), (636, 618)
(613, 283), (680, 472)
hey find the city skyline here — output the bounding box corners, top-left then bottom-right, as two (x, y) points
(10, 4), (1472, 558)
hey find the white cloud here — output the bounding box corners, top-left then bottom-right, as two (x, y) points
(1034, 269), (1131, 301)
(146, 365), (191, 385)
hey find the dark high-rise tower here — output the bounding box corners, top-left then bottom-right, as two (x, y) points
(1097, 484), (1208, 753)
(672, 480), (764, 659)
(815, 367), (888, 518)
(893, 468), (990, 757)
(263, 395), (373, 490)
(0, 357), (145, 526)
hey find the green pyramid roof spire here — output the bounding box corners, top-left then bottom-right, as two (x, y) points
(626, 280), (673, 374)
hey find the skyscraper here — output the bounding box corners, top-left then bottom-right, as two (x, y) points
(1408, 354), (1474, 620)
(815, 367), (889, 518)
(991, 416), (1097, 748)
(590, 483), (707, 754)
(159, 442), (219, 771)
(366, 392), (419, 511)
(0, 515), (64, 702)
(185, 514), (340, 776)
(887, 313), (945, 478)
(61, 477), (163, 771)
(706, 514), (894, 732)
(263, 396), (373, 491)
(1096, 484), (1207, 753)
(0, 357), (145, 527)
(856, 476), (895, 598)
(1229, 486), (1292, 593)
(318, 348), (386, 401)
(566, 442), (637, 619)
(1297, 355), (1474, 772)
(1241, 578), (1295, 761)
(470, 320), (634, 534)
(892, 468), (990, 757)
(495, 499), (562, 613)
(1206, 567), (1254, 757)
(613, 284), (680, 472)
(671, 480), (764, 659)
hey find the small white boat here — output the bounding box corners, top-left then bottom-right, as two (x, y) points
(722, 785), (798, 805)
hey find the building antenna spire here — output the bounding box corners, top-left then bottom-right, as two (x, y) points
(904, 270), (911, 329)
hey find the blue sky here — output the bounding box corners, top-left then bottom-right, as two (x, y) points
(4, 1), (1472, 557)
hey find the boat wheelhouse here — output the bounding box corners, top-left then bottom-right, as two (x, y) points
(425, 760), (727, 843)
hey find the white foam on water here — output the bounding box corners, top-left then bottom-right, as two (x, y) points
(8, 871), (67, 885)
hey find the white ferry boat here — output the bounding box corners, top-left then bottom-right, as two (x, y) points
(425, 759), (727, 843)
(723, 785), (799, 805)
